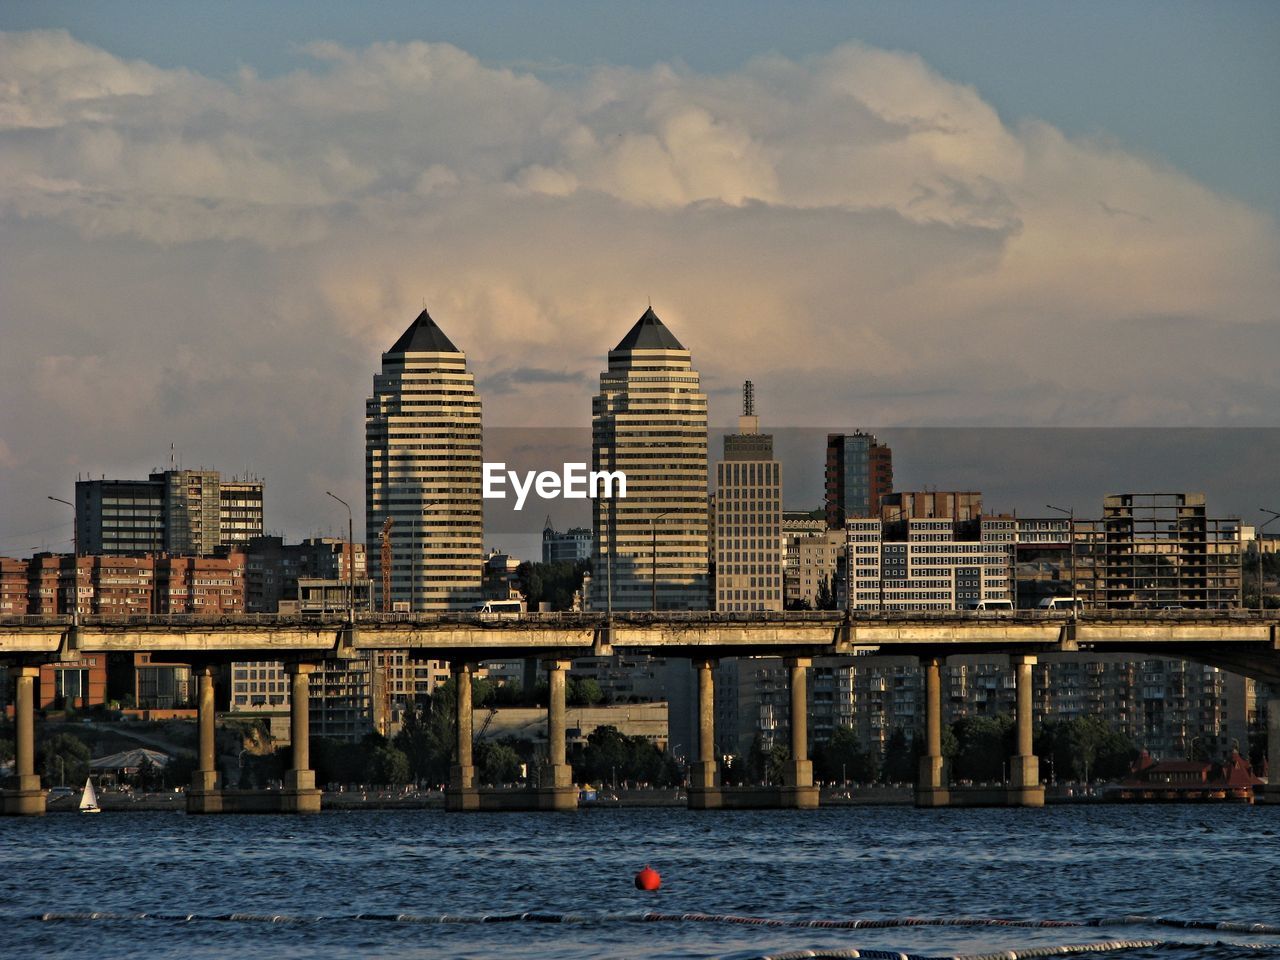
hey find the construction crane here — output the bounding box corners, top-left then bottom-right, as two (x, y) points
(375, 517), (394, 735)
(379, 517), (394, 613)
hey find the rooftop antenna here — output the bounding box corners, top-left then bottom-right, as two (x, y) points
(743, 380), (755, 418)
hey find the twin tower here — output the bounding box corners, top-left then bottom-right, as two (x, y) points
(365, 307), (709, 612)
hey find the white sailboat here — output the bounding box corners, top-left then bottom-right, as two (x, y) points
(79, 777), (101, 814)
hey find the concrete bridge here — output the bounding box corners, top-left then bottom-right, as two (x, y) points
(3, 610), (1278, 815)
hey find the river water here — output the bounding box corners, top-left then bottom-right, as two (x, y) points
(3, 805), (1279, 959)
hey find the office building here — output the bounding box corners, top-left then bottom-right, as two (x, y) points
(842, 517), (1015, 611)
(825, 432), (892, 527)
(75, 469), (264, 556)
(542, 524), (593, 565)
(366, 308), (484, 611)
(782, 512), (826, 607)
(880, 491), (982, 523)
(591, 307), (708, 611)
(714, 382), (783, 612)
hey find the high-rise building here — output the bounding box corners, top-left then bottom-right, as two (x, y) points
(880, 491), (982, 523)
(1094, 493), (1242, 609)
(75, 470), (264, 556)
(591, 307), (708, 611)
(825, 432), (892, 527)
(542, 523), (593, 565)
(366, 309), (483, 611)
(715, 381), (782, 612)
(782, 512), (826, 607)
(842, 517), (1015, 611)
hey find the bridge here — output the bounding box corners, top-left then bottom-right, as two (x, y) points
(3, 610), (1278, 816)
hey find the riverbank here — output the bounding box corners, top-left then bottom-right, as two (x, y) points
(40, 783), (1126, 811)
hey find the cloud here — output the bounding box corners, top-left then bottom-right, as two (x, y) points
(0, 29), (1277, 544)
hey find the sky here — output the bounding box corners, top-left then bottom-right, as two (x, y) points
(1, 2), (1277, 558)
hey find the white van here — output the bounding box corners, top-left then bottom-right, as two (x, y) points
(971, 599), (1015, 613)
(474, 599), (526, 619)
(1037, 596), (1082, 611)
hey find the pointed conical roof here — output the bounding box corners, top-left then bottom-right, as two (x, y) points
(387, 308), (460, 354)
(613, 306), (686, 352)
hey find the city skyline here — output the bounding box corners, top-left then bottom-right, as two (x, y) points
(1, 6), (1277, 555)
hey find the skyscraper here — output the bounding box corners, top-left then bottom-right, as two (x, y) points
(715, 381), (782, 612)
(825, 432), (892, 527)
(365, 309), (483, 611)
(592, 307), (708, 611)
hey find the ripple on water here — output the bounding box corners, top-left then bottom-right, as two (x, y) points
(2, 805), (1279, 959)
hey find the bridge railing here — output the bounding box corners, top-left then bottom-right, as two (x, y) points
(0, 609), (1275, 628)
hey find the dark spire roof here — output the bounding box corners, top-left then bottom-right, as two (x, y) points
(386, 308), (460, 354)
(612, 306), (686, 352)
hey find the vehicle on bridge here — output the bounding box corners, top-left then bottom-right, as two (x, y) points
(1037, 596), (1083, 611)
(965, 599), (1015, 614)
(473, 599), (526, 619)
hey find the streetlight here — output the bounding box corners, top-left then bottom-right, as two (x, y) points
(650, 511), (671, 611)
(48, 495), (79, 624)
(1046, 505), (1076, 615)
(1258, 509), (1280, 613)
(325, 491), (356, 624)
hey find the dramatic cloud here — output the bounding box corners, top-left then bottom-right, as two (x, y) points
(1, 29), (1277, 547)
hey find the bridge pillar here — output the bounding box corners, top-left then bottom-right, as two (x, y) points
(2, 666), (45, 815)
(1008, 655), (1044, 807)
(186, 665), (223, 814)
(446, 661), (479, 811)
(538, 659), (577, 810)
(688, 658), (721, 809)
(281, 663), (322, 813)
(915, 656), (950, 808)
(781, 657), (819, 809)
(1265, 698), (1280, 803)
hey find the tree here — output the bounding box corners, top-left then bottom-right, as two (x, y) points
(815, 575), (833, 611)
(475, 740), (522, 784)
(368, 745), (411, 785)
(38, 732), (90, 786)
(951, 714), (1015, 782)
(573, 725), (680, 786)
(567, 677), (604, 706)
(393, 683), (457, 785)
(813, 726), (878, 783)
(516, 558), (592, 611)
(880, 728), (915, 783)
(1036, 715), (1136, 783)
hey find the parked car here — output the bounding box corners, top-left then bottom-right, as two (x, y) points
(46, 786), (76, 800)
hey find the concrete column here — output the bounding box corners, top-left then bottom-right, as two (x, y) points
(688, 658), (721, 809)
(446, 661), (479, 811)
(185, 665), (223, 813)
(547, 660), (568, 774)
(282, 663), (321, 812)
(782, 657), (818, 808)
(2, 667), (45, 815)
(1266, 698), (1280, 802)
(538, 659), (576, 810)
(1008, 655), (1044, 807)
(915, 656), (950, 807)
(15, 667), (36, 780)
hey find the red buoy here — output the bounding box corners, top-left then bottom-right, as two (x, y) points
(634, 865), (661, 891)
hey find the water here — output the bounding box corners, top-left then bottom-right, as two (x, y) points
(3, 805), (1279, 959)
